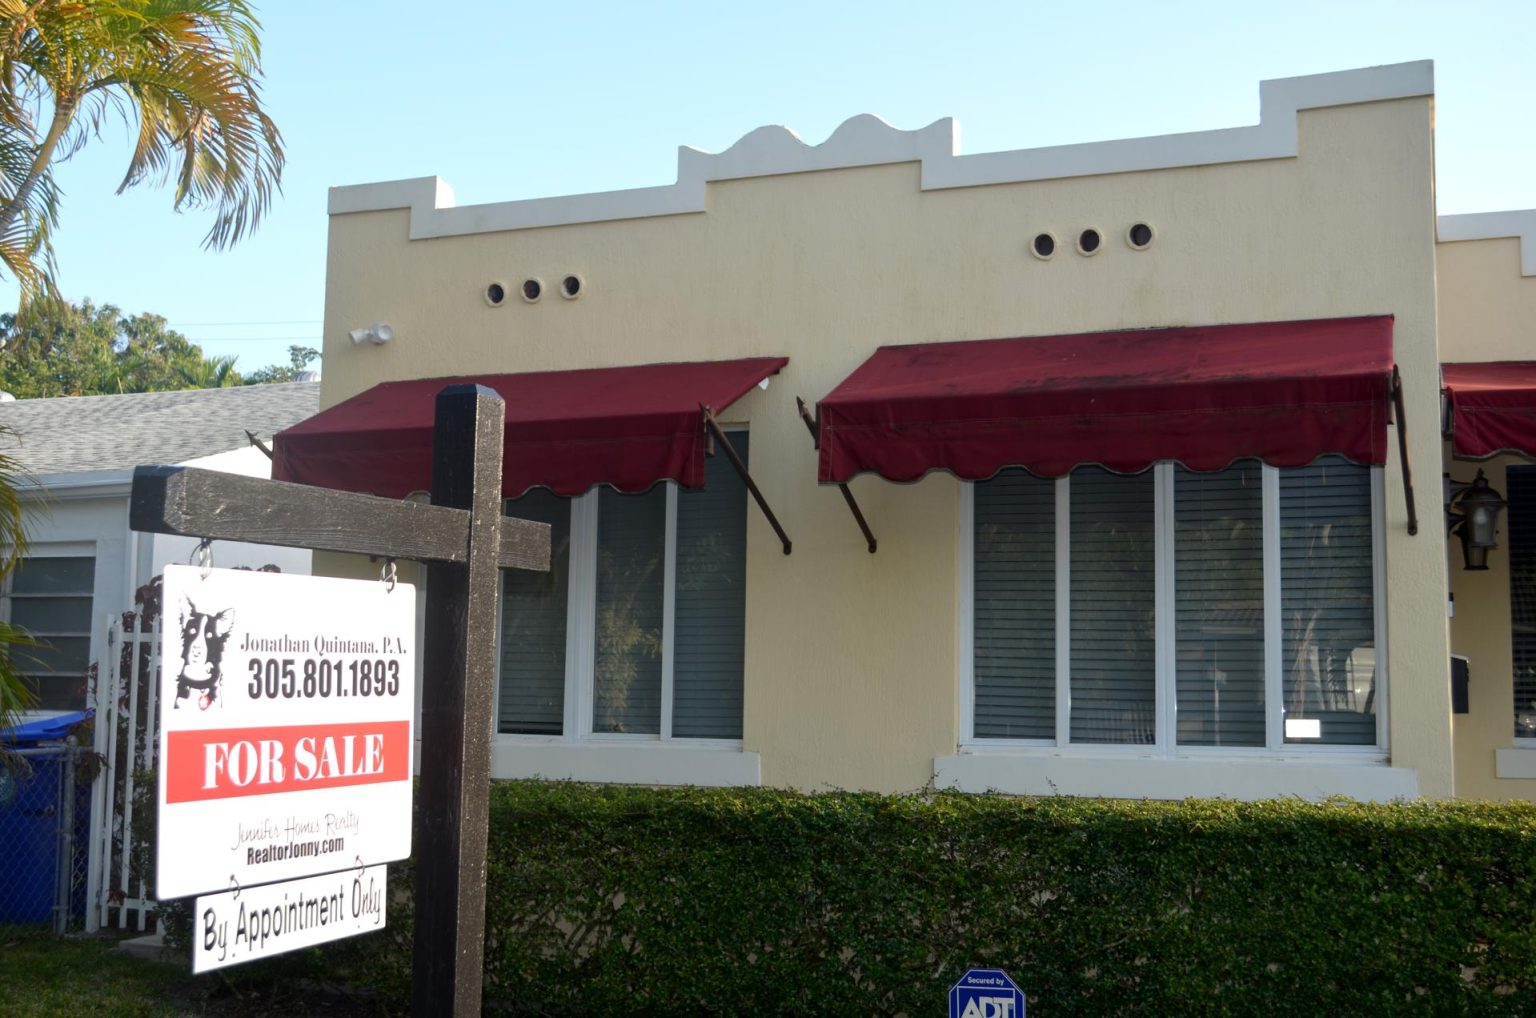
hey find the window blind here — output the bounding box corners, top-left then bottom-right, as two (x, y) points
(973, 469), (1055, 739)
(1175, 464), (1265, 747)
(1070, 468), (1156, 744)
(1509, 467), (1536, 738)
(673, 434), (749, 739)
(499, 491), (571, 735)
(8, 555), (95, 710)
(1280, 456), (1375, 745)
(594, 486), (666, 734)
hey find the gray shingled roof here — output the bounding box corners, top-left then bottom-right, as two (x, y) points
(0, 382), (320, 476)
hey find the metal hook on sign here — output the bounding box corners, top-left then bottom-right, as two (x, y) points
(354, 854), (367, 874)
(228, 874), (241, 901)
(190, 538), (214, 580)
(380, 558), (398, 593)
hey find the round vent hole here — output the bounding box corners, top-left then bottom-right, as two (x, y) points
(1128, 222), (1154, 249)
(1031, 233), (1056, 259)
(1078, 229), (1101, 255)
(521, 278), (543, 303)
(485, 282), (506, 306)
(561, 275), (582, 299)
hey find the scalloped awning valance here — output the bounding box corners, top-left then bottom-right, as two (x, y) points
(815, 317), (1397, 483)
(1442, 362), (1536, 460)
(273, 357), (787, 500)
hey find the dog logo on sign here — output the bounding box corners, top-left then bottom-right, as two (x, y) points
(174, 596), (235, 710)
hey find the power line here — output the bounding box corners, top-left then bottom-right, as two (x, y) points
(187, 336), (324, 343)
(171, 319), (321, 327)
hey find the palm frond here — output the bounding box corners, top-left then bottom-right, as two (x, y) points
(0, 425), (36, 732)
(0, 0), (284, 294)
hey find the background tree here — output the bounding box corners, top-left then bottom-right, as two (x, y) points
(0, 0), (284, 297)
(242, 343), (318, 385)
(0, 296), (244, 395)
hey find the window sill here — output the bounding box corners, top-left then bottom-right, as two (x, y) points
(490, 738), (760, 787)
(1494, 748), (1536, 779)
(934, 752), (1416, 802)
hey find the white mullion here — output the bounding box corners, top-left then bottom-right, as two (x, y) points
(567, 491), (598, 741)
(660, 484), (678, 740)
(1154, 464), (1176, 754)
(958, 481), (976, 743)
(1263, 465), (1283, 751)
(1055, 475), (1071, 747)
(1371, 465), (1388, 751)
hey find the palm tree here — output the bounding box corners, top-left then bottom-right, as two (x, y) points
(0, 426), (35, 734)
(174, 350), (240, 389)
(0, 0), (284, 296)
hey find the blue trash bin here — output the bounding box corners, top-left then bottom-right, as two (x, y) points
(0, 710), (92, 926)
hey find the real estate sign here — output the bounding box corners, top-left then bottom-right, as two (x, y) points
(156, 565), (415, 900)
(193, 864), (388, 972)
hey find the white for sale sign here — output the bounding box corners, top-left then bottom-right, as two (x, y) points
(157, 565), (415, 900)
(193, 865), (388, 973)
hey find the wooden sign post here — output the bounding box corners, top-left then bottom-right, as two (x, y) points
(130, 385), (542, 1018)
(413, 385), (505, 1014)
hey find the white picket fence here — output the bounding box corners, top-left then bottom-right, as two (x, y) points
(86, 613), (161, 933)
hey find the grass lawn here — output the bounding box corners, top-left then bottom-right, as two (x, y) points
(0, 930), (400, 1017)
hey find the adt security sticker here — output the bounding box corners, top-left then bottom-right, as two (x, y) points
(949, 968), (1026, 1018)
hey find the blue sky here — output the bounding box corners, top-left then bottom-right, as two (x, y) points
(6, 0), (1533, 375)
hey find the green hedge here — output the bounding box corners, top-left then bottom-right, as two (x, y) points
(343, 784), (1536, 1015)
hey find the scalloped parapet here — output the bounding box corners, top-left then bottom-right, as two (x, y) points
(328, 61), (1434, 240)
(676, 113), (956, 185)
(1438, 211), (1536, 277)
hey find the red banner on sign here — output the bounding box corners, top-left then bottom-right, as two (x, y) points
(166, 721), (410, 803)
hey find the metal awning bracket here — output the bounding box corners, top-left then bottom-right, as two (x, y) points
(701, 405), (792, 555)
(1392, 365), (1419, 536)
(796, 397), (877, 554)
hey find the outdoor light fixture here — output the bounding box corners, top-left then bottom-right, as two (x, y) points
(1445, 469), (1508, 571)
(349, 322), (395, 346)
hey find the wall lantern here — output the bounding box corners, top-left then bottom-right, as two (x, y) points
(1445, 469), (1507, 571)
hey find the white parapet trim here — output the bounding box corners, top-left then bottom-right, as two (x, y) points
(1437, 210), (1536, 277)
(329, 61), (1434, 240)
(935, 753), (1418, 802)
(490, 738), (761, 787)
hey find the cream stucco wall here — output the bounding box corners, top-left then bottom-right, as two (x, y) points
(1437, 237), (1536, 363)
(319, 94), (1451, 795)
(1438, 233), (1536, 799)
(1442, 456), (1536, 800)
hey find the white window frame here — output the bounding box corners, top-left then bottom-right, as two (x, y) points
(1, 542), (99, 715)
(1506, 464), (1536, 750)
(492, 428), (757, 785)
(958, 462), (1389, 762)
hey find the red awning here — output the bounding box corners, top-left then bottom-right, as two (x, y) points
(1443, 362), (1536, 460)
(817, 317), (1395, 483)
(273, 357), (787, 498)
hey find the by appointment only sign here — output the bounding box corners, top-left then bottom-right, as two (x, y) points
(194, 864), (387, 973)
(157, 565), (415, 901)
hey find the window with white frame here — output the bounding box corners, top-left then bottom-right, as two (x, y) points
(3, 554), (97, 711)
(966, 456), (1382, 751)
(1509, 466), (1536, 741)
(497, 432), (749, 742)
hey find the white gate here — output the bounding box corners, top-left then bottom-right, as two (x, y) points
(87, 613), (160, 932)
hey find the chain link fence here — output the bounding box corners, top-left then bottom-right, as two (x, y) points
(0, 740), (94, 940)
